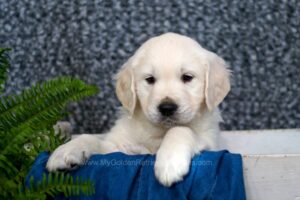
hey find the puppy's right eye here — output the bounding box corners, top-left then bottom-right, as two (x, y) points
(145, 76), (156, 85)
(181, 74), (194, 83)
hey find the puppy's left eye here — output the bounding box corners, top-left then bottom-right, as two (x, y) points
(145, 76), (156, 85)
(181, 74), (194, 83)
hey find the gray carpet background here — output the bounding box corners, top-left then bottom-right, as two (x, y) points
(0, 0), (299, 133)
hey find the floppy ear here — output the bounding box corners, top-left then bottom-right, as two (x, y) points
(115, 61), (136, 115)
(204, 52), (231, 111)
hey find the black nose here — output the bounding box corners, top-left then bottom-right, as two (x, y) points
(158, 102), (178, 117)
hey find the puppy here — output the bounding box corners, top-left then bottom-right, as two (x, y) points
(46, 32), (230, 187)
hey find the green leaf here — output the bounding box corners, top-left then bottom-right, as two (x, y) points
(0, 48), (11, 94)
(0, 77), (98, 154)
(20, 173), (95, 198)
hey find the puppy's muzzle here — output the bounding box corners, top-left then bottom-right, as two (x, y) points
(158, 101), (178, 117)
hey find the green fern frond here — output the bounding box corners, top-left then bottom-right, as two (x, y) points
(25, 129), (69, 157)
(0, 48), (10, 94)
(0, 77), (98, 154)
(0, 154), (19, 177)
(0, 77), (98, 132)
(18, 173), (95, 199)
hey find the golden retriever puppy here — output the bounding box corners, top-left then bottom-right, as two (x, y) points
(46, 32), (230, 186)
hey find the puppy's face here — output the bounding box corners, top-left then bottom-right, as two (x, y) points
(116, 33), (230, 127)
(134, 44), (205, 127)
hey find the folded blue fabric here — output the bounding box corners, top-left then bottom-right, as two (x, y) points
(26, 150), (246, 200)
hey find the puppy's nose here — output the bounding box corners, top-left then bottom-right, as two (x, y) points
(158, 102), (178, 117)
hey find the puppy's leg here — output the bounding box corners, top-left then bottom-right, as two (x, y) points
(154, 127), (202, 187)
(46, 134), (118, 171)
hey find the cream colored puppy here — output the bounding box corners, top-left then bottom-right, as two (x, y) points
(46, 33), (230, 187)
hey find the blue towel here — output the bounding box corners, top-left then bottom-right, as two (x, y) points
(26, 151), (246, 200)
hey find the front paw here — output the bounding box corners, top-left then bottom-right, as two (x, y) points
(46, 143), (90, 172)
(154, 151), (191, 187)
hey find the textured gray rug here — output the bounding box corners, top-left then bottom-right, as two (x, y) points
(1, 0), (299, 133)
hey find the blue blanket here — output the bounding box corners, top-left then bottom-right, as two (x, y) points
(26, 151), (246, 200)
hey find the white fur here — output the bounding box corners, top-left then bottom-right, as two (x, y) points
(46, 33), (230, 186)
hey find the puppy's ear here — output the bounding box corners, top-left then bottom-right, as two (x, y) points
(115, 61), (136, 115)
(204, 52), (231, 111)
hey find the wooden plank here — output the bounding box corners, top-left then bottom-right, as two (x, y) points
(219, 129), (300, 154)
(220, 129), (300, 199)
(243, 154), (300, 200)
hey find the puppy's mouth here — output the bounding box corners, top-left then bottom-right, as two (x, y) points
(159, 117), (179, 128)
(146, 112), (179, 127)
(146, 106), (195, 127)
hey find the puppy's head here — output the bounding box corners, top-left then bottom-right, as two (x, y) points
(116, 33), (230, 127)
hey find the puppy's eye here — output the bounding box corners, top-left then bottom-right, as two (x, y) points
(181, 74), (194, 83)
(145, 76), (156, 85)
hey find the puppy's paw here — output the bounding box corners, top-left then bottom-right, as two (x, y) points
(154, 151), (191, 187)
(46, 142), (90, 172)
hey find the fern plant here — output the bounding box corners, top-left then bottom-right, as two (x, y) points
(0, 48), (97, 199)
(0, 48), (10, 93)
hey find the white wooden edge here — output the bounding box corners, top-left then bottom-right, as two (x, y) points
(219, 129), (300, 154)
(219, 129), (300, 200)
